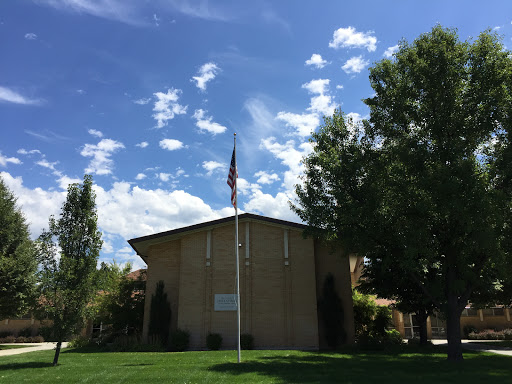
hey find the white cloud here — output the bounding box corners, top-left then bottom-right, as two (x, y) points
(36, 0), (142, 25)
(384, 44), (399, 58)
(135, 173), (146, 180)
(243, 190), (299, 222)
(192, 109), (227, 135)
(329, 26), (377, 52)
(342, 56), (369, 74)
(24, 33), (37, 40)
(302, 79), (336, 116)
(80, 138), (125, 175)
(36, 158), (58, 171)
(17, 149), (41, 155)
(0, 152), (22, 167)
(0, 172), (66, 238)
(76, 89), (86, 95)
(202, 160), (226, 176)
(56, 175), (82, 190)
(254, 170), (279, 184)
(260, 137), (313, 191)
(336, 85), (344, 90)
(133, 97), (151, 105)
(88, 129), (104, 138)
(305, 53), (328, 69)
(276, 112), (319, 137)
(153, 13), (160, 26)
(159, 139), (184, 151)
(159, 173), (171, 182)
(0, 86), (41, 105)
(152, 88), (187, 128)
(191, 62), (220, 91)
(136, 141), (148, 148)
(0, 172), (235, 243)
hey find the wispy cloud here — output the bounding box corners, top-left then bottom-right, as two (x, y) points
(88, 129), (104, 138)
(383, 44), (399, 58)
(192, 109), (227, 135)
(342, 56), (369, 74)
(0, 86), (41, 105)
(80, 138), (125, 175)
(136, 141), (149, 148)
(135, 173), (146, 180)
(152, 88), (187, 128)
(35, 0), (143, 25)
(0, 152), (22, 167)
(305, 53), (329, 69)
(17, 149), (41, 155)
(191, 62), (220, 92)
(24, 33), (37, 40)
(25, 130), (69, 142)
(164, 0), (232, 21)
(133, 97), (151, 105)
(329, 26), (377, 52)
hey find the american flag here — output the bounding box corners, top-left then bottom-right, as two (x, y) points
(227, 148), (237, 207)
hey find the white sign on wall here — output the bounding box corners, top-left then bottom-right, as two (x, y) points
(214, 294), (238, 311)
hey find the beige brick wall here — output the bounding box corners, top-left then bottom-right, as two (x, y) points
(314, 244), (356, 347)
(141, 219), (353, 350)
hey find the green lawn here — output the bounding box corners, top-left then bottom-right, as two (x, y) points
(0, 344), (32, 350)
(0, 345), (510, 383)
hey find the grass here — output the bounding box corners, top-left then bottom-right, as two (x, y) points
(0, 345), (510, 383)
(0, 344), (32, 350)
(472, 340), (512, 349)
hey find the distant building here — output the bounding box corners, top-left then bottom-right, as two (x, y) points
(128, 213), (355, 350)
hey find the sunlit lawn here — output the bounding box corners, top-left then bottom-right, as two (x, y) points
(0, 345), (511, 383)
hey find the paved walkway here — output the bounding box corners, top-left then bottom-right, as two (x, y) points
(0, 342), (68, 357)
(431, 339), (512, 356)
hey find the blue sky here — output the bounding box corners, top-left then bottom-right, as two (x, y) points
(1, 0), (511, 270)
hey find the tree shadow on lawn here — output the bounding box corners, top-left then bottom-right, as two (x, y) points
(210, 348), (512, 383)
(0, 362), (53, 370)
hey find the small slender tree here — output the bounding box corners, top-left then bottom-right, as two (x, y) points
(318, 274), (345, 348)
(0, 176), (38, 319)
(37, 175), (102, 365)
(148, 280), (171, 346)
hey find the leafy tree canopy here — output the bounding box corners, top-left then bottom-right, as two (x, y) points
(37, 174), (102, 365)
(293, 26), (512, 361)
(0, 176), (38, 319)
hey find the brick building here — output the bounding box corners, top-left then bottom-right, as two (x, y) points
(128, 213), (355, 350)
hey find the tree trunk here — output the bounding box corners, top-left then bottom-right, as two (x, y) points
(53, 341), (62, 366)
(417, 311), (428, 346)
(446, 294), (463, 361)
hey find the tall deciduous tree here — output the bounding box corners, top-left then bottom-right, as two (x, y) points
(37, 175), (102, 365)
(293, 27), (512, 361)
(0, 176), (38, 319)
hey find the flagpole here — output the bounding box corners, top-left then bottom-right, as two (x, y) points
(234, 133), (241, 363)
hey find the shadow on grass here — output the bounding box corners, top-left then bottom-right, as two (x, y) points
(210, 346), (512, 383)
(121, 363), (154, 366)
(0, 362), (53, 370)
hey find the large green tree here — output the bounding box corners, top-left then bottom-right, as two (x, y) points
(293, 27), (512, 361)
(0, 176), (38, 319)
(37, 175), (102, 365)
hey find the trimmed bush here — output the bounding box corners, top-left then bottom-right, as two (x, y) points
(463, 325), (478, 338)
(241, 333), (254, 350)
(468, 329), (509, 340)
(0, 336), (16, 343)
(15, 336), (26, 343)
(31, 335), (44, 343)
(68, 335), (92, 348)
(171, 329), (190, 352)
(206, 333), (222, 350)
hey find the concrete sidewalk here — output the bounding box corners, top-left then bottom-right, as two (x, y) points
(0, 342), (68, 357)
(431, 339), (512, 356)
